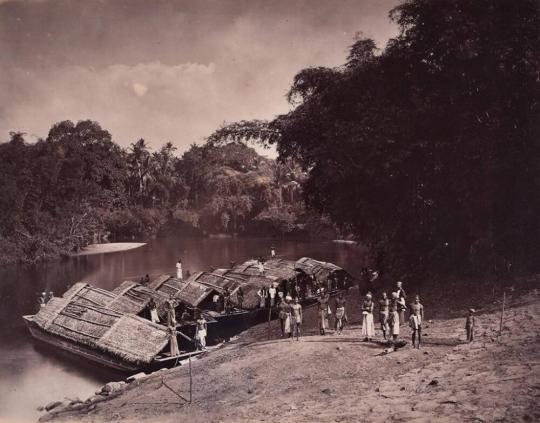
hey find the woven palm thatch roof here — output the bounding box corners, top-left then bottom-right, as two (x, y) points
(212, 270), (279, 309)
(32, 283), (170, 364)
(173, 279), (215, 307)
(294, 257), (348, 282)
(232, 258), (297, 281)
(60, 282), (140, 314)
(111, 281), (170, 315)
(148, 275), (185, 298)
(189, 271), (242, 293)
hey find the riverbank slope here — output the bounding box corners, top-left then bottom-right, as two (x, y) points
(43, 286), (540, 423)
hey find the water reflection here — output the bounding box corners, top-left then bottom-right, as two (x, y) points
(0, 236), (365, 422)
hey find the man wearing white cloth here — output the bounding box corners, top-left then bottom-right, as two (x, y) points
(361, 292), (375, 341)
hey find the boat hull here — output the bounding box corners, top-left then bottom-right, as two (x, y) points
(23, 316), (141, 372)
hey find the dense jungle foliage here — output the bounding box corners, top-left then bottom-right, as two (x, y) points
(0, 123), (336, 264)
(208, 0), (540, 276)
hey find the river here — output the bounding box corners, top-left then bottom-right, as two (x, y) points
(0, 236), (365, 422)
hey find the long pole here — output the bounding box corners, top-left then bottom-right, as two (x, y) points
(498, 291), (506, 340)
(267, 305), (272, 340)
(189, 355), (192, 404)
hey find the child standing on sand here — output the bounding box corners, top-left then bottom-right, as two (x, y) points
(466, 309), (475, 342)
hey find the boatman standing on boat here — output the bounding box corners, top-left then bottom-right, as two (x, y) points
(270, 246), (276, 258)
(148, 298), (160, 323)
(176, 259), (183, 280)
(195, 312), (207, 350)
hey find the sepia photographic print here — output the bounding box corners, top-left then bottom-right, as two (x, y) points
(1, 1), (539, 422)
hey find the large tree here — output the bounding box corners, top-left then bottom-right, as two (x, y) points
(208, 0), (540, 275)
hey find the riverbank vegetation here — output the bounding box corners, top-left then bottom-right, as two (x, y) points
(0, 125), (336, 265)
(208, 0), (540, 278)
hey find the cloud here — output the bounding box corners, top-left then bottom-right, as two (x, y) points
(0, 0), (399, 153)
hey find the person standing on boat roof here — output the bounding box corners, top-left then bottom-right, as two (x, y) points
(258, 260), (265, 276)
(270, 247), (276, 258)
(38, 292), (47, 310)
(176, 259), (183, 280)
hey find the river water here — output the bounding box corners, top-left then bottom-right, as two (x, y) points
(0, 236), (365, 423)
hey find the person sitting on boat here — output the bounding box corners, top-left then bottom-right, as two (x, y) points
(140, 274), (150, 285)
(195, 313), (208, 350)
(46, 291), (54, 303)
(148, 298), (160, 323)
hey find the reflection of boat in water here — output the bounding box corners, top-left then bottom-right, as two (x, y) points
(23, 257), (357, 372)
(23, 283), (202, 373)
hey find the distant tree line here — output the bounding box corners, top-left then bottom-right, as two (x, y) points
(0, 121), (336, 265)
(208, 0), (540, 276)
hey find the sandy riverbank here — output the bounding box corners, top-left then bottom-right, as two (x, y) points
(41, 285), (540, 423)
(73, 243), (147, 257)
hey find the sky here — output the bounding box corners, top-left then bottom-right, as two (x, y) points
(0, 0), (400, 154)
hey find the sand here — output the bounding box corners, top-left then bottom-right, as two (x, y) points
(42, 286), (540, 423)
(73, 243), (147, 257)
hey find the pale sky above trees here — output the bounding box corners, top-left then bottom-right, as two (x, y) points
(0, 0), (398, 153)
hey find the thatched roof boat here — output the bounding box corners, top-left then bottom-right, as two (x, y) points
(23, 282), (201, 372)
(294, 257), (351, 283)
(232, 258), (297, 282)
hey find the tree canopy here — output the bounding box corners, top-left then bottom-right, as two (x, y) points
(207, 0), (540, 275)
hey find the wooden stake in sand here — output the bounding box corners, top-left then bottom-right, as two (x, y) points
(189, 355), (193, 404)
(498, 291), (506, 340)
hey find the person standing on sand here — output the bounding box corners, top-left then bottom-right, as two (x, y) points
(410, 295), (424, 322)
(279, 297), (292, 338)
(361, 292), (375, 341)
(176, 259), (183, 280)
(389, 292), (400, 341)
(335, 293), (347, 334)
(317, 289), (330, 335)
(409, 296), (423, 348)
(379, 292), (390, 340)
(291, 297), (303, 340)
(397, 294), (407, 325)
(466, 308), (475, 342)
